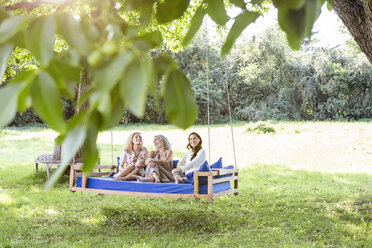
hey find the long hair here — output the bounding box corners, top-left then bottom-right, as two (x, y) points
(187, 132), (202, 161)
(123, 132), (142, 153)
(154, 134), (171, 151)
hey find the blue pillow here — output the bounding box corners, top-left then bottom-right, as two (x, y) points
(186, 160), (210, 185)
(116, 156), (120, 173)
(210, 157), (223, 169)
(172, 160), (179, 169)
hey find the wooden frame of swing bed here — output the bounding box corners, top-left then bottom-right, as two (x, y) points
(69, 164), (239, 202)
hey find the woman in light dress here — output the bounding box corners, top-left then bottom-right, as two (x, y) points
(133, 135), (174, 183)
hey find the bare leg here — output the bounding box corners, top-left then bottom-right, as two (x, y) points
(152, 172), (160, 183)
(114, 164), (135, 179)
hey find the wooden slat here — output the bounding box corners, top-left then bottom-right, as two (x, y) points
(81, 174), (87, 188)
(213, 175), (239, 184)
(207, 174), (213, 198)
(69, 165), (75, 189)
(213, 189), (238, 197)
(70, 187), (197, 199)
(76, 172), (111, 177)
(212, 168), (239, 176)
(194, 170), (199, 195)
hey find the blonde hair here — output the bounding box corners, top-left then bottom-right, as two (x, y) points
(154, 134), (171, 151)
(123, 132), (143, 153)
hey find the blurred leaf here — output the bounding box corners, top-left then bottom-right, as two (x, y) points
(0, 42), (13, 82)
(97, 92), (111, 122)
(0, 83), (23, 128)
(164, 69), (197, 129)
(45, 126), (86, 190)
(30, 71), (66, 132)
(304, 0), (322, 37)
(120, 57), (150, 117)
(327, 0), (332, 11)
(25, 15), (55, 66)
(56, 14), (88, 55)
(156, 0), (190, 23)
(273, 0), (306, 9)
(222, 11), (260, 56)
(82, 126), (99, 173)
(47, 58), (81, 97)
(183, 6), (206, 46)
(251, 0), (265, 6)
(92, 51), (133, 93)
(133, 30), (163, 50)
(9, 71), (36, 111)
(153, 54), (175, 80)
(0, 16), (31, 44)
(0, 8), (9, 23)
(278, 7), (305, 50)
(105, 84), (125, 129)
(206, 0), (228, 26)
(229, 0), (246, 9)
(278, 0), (322, 50)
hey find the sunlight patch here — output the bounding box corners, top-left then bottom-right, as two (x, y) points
(0, 193), (13, 206)
(45, 209), (59, 215)
(80, 215), (106, 226)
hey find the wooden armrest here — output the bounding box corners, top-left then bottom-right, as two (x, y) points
(211, 168), (239, 176)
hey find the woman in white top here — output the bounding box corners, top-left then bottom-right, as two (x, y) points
(172, 132), (206, 184)
(114, 132), (149, 181)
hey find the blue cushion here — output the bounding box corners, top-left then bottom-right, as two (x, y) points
(116, 156), (120, 173)
(186, 160), (210, 185)
(210, 157), (223, 169)
(172, 160), (179, 169)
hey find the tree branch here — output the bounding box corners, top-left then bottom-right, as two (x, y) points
(4, 0), (48, 12)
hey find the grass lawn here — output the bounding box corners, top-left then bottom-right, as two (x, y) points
(0, 121), (371, 247)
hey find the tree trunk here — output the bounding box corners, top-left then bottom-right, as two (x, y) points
(333, 0), (372, 64)
(73, 68), (90, 162)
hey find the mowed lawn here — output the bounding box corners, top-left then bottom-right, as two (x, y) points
(0, 121), (371, 247)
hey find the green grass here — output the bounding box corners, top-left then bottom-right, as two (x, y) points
(0, 122), (371, 247)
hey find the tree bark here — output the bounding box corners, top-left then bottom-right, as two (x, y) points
(333, 0), (372, 64)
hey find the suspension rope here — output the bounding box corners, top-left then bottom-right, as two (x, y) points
(223, 57), (238, 168)
(204, 16), (211, 163)
(111, 129), (114, 166)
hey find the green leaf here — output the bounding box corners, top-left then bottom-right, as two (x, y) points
(25, 16), (55, 66)
(273, 0), (306, 9)
(56, 14), (88, 55)
(156, 0), (190, 23)
(0, 83), (23, 128)
(133, 31), (163, 50)
(278, 0), (322, 50)
(0, 16), (31, 44)
(91, 51), (133, 93)
(47, 58), (81, 97)
(183, 6), (206, 46)
(45, 126), (86, 190)
(229, 0), (246, 9)
(0, 8), (9, 23)
(206, 0), (229, 26)
(96, 92), (111, 122)
(327, 0), (332, 11)
(105, 84), (125, 129)
(304, 0), (322, 37)
(222, 11), (260, 56)
(278, 7), (305, 50)
(119, 57), (150, 117)
(10, 71), (36, 111)
(164, 69), (198, 129)
(30, 71), (66, 132)
(82, 127), (99, 173)
(0, 42), (13, 82)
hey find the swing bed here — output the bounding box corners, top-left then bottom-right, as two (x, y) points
(68, 18), (239, 202)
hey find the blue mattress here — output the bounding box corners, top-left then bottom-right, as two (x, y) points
(76, 176), (231, 194)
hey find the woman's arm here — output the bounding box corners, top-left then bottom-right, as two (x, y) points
(180, 149), (206, 173)
(151, 150), (173, 166)
(135, 147), (149, 168)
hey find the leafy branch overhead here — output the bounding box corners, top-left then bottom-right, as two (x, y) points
(0, 0), (330, 184)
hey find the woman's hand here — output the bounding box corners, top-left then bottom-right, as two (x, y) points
(172, 168), (181, 174)
(149, 161), (156, 168)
